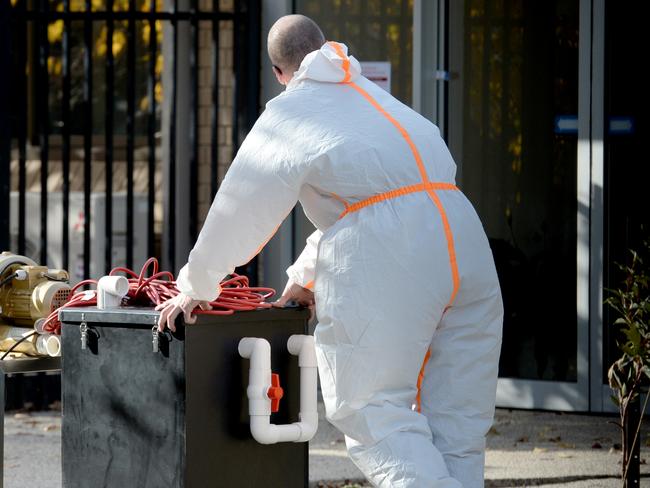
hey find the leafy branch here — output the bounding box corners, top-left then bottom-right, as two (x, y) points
(606, 241), (650, 485)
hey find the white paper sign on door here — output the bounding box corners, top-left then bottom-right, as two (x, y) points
(360, 62), (391, 94)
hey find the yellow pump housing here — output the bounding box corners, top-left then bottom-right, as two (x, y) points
(0, 252), (71, 328)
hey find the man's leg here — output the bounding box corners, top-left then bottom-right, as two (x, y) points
(345, 420), (458, 488)
(420, 291), (503, 487)
(315, 316), (463, 488)
(313, 204), (464, 487)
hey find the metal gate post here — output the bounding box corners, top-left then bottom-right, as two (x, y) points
(0, 0), (11, 253)
(161, 0), (192, 275)
(242, 0), (261, 135)
(245, 0), (261, 286)
(232, 0), (261, 285)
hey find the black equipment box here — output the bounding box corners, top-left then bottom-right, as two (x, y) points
(59, 306), (310, 488)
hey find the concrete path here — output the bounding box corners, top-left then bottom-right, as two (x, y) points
(2, 403), (649, 487)
(308, 403), (650, 487)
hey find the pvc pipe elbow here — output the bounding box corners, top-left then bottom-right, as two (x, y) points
(97, 275), (129, 309)
(287, 335), (318, 367)
(296, 413), (319, 442)
(250, 416), (301, 445)
(238, 337), (271, 365)
(249, 416), (277, 444)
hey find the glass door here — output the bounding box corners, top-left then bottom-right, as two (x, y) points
(595, 0), (650, 412)
(446, 0), (589, 410)
(293, 0), (415, 249)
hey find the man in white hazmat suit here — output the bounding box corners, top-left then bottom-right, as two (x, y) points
(156, 14), (503, 488)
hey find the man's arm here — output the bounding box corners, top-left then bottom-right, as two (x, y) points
(286, 229), (322, 290)
(272, 229), (322, 316)
(157, 110), (310, 330)
(176, 115), (308, 301)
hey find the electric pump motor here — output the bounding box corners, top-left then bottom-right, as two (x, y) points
(0, 251), (71, 328)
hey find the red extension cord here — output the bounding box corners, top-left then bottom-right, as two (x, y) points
(41, 257), (275, 335)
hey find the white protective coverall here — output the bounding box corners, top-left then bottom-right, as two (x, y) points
(177, 41), (503, 487)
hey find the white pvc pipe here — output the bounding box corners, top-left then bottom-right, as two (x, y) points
(35, 334), (61, 357)
(238, 337), (272, 418)
(34, 318), (47, 334)
(250, 416), (303, 444)
(287, 335), (319, 442)
(238, 335), (319, 444)
(97, 275), (129, 309)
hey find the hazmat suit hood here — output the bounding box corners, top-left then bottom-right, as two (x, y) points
(288, 42), (361, 89)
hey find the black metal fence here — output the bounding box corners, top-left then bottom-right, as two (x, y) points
(0, 0), (260, 411)
(0, 0), (260, 279)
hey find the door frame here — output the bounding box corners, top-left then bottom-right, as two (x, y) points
(589, 0), (618, 414)
(414, 0), (601, 411)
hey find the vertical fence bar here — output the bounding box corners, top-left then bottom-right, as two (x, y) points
(442, 0), (449, 140)
(231, 1), (244, 280)
(231, 0), (260, 285)
(147, 0), (156, 259)
(126, 0), (136, 268)
(61, 0), (71, 270)
(244, 0), (260, 140)
(18, 0), (28, 256)
(210, 0), (219, 200)
(166, 0), (179, 272)
(105, 0), (114, 274)
(189, 0), (198, 241)
(246, 0), (260, 286)
(38, 0), (49, 265)
(83, 0), (93, 280)
(0, 0), (10, 253)
(231, 0), (239, 160)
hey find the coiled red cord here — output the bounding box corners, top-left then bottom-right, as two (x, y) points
(42, 258), (275, 335)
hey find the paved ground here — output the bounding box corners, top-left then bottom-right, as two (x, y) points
(3, 410), (62, 488)
(3, 403), (649, 487)
(310, 404), (650, 487)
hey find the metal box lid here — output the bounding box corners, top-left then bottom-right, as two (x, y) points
(58, 305), (310, 326)
(59, 306), (158, 325)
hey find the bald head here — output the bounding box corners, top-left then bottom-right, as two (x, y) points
(268, 15), (325, 77)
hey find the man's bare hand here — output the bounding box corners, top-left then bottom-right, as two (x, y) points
(155, 293), (212, 332)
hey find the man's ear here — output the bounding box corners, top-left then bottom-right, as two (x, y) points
(273, 65), (286, 86)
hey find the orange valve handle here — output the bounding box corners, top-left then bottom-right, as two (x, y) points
(267, 373), (284, 413)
